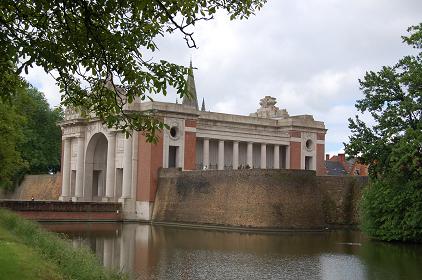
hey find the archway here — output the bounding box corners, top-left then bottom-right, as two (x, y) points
(84, 133), (108, 201)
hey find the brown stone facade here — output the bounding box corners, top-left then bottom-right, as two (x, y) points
(137, 131), (164, 202)
(153, 169), (367, 229)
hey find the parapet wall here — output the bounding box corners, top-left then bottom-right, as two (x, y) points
(0, 200), (122, 221)
(152, 169), (368, 229)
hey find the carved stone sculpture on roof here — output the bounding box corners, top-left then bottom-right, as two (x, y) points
(249, 96), (289, 119)
(64, 106), (80, 120)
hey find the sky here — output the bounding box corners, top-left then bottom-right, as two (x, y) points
(24, 0), (422, 156)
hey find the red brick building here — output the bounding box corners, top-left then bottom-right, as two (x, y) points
(59, 64), (327, 220)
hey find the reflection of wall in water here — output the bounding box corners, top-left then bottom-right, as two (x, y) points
(69, 224), (139, 276)
(58, 224), (421, 280)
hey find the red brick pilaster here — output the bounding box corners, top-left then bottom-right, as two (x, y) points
(184, 119), (197, 170)
(316, 143), (325, 175)
(137, 131), (163, 202)
(290, 141), (301, 169)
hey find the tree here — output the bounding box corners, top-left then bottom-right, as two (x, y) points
(345, 23), (422, 242)
(0, 97), (27, 190)
(13, 86), (63, 174)
(0, 0), (266, 141)
(0, 83), (63, 190)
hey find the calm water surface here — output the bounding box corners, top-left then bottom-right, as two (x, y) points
(42, 223), (422, 280)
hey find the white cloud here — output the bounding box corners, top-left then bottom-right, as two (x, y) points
(23, 66), (61, 108)
(25, 0), (422, 152)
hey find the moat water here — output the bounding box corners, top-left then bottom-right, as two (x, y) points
(42, 223), (422, 280)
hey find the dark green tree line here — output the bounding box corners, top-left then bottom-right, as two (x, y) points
(345, 23), (422, 242)
(0, 83), (62, 190)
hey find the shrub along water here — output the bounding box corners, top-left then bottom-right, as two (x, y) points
(345, 23), (422, 242)
(360, 177), (422, 242)
(0, 209), (126, 280)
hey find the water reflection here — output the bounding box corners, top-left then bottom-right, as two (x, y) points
(42, 223), (422, 280)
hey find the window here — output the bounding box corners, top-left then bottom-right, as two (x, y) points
(169, 126), (178, 139)
(305, 156), (312, 170)
(168, 146), (178, 168)
(305, 139), (313, 151)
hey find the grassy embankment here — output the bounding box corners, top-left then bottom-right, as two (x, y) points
(0, 209), (126, 280)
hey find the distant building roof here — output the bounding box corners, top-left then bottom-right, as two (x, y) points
(325, 161), (348, 176)
(325, 153), (368, 176)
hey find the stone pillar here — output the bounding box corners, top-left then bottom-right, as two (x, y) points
(286, 145), (290, 169)
(274, 145), (280, 169)
(218, 140), (224, 170)
(260, 143), (267, 169)
(121, 134), (133, 199)
(203, 138), (209, 169)
(60, 138), (72, 200)
(247, 142), (253, 168)
(105, 132), (116, 201)
(74, 136), (85, 201)
(233, 141), (239, 169)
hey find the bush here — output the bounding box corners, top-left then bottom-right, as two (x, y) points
(360, 178), (422, 242)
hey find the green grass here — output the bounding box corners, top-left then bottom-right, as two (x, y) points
(0, 209), (126, 280)
(0, 227), (64, 280)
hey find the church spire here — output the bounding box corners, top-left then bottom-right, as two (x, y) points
(201, 97), (206, 111)
(182, 60), (199, 110)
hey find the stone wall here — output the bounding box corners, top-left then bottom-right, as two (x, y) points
(152, 169), (368, 229)
(0, 200), (122, 221)
(318, 176), (368, 226)
(8, 173), (62, 200)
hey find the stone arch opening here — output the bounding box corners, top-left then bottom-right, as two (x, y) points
(84, 133), (108, 201)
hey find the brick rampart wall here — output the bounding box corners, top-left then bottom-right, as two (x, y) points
(8, 174), (61, 201)
(153, 169), (368, 229)
(317, 176), (368, 225)
(0, 200), (122, 221)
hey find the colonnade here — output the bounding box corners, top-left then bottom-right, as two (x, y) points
(60, 132), (134, 202)
(201, 138), (289, 170)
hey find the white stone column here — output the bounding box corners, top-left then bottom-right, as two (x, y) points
(260, 143), (267, 169)
(274, 145), (280, 169)
(121, 134), (133, 199)
(286, 145), (290, 169)
(247, 142), (253, 168)
(74, 136), (85, 201)
(129, 131), (138, 214)
(203, 138), (209, 169)
(60, 138), (72, 200)
(105, 132), (116, 201)
(233, 141), (239, 169)
(218, 140), (224, 170)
